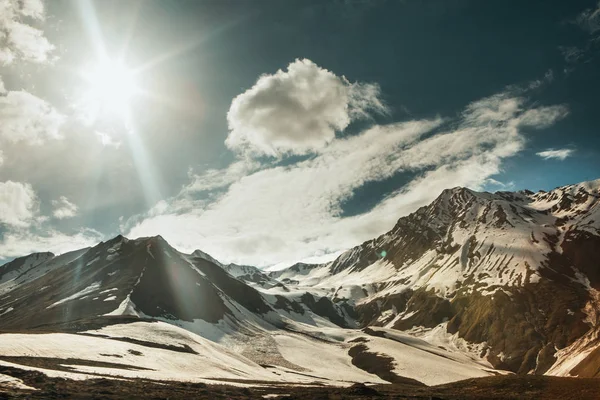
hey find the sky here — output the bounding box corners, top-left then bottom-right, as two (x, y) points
(0, 0), (599, 267)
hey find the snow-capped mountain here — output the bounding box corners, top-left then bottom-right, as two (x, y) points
(273, 179), (600, 375)
(0, 179), (599, 386)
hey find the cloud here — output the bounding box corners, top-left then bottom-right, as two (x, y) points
(0, 228), (103, 259)
(0, 0), (54, 65)
(51, 196), (78, 219)
(0, 90), (66, 144)
(559, 46), (585, 63)
(225, 58), (388, 156)
(536, 148), (575, 160)
(185, 159), (262, 194)
(0, 180), (38, 227)
(576, 1), (600, 34)
(126, 86), (569, 267)
(528, 69), (554, 89)
(95, 131), (122, 148)
(517, 105), (570, 129)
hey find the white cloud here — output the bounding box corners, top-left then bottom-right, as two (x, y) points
(95, 131), (122, 148)
(0, 180), (38, 227)
(0, 90), (66, 144)
(536, 148), (575, 160)
(225, 58), (388, 156)
(185, 159), (262, 193)
(0, 0), (54, 65)
(51, 196), (78, 219)
(126, 87), (570, 267)
(517, 105), (569, 129)
(0, 228), (103, 259)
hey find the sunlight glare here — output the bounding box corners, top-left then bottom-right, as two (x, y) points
(81, 59), (140, 122)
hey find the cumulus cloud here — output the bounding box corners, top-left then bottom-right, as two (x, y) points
(225, 58), (388, 156)
(126, 87), (570, 267)
(51, 196), (78, 219)
(0, 90), (66, 144)
(536, 148), (575, 160)
(0, 0), (54, 65)
(0, 180), (38, 227)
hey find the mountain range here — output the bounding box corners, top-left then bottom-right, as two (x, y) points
(1, 179), (599, 390)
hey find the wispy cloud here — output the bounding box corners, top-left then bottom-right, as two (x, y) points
(576, 1), (600, 34)
(0, 228), (102, 259)
(124, 63), (570, 267)
(536, 148), (575, 160)
(52, 196), (79, 219)
(559, 2), (600, 65)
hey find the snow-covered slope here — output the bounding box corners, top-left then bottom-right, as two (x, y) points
(0, 235), (495, 386)
(1, 178), (599, 385)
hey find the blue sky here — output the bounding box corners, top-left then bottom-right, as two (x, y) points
(0, 0), (598, 266)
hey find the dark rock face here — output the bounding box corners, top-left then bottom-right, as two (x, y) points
(299, 292), (350, 328)
(0, 235), (352, 334)
(0, 236), (274, 331)
(0, 252), (55, 280)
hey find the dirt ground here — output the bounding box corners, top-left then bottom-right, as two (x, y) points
(1, 365), (600, 400)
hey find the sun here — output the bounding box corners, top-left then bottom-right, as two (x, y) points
(80, 59), (140, 123)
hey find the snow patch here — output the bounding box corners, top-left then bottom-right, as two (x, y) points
(46, 282), (101, 309)
(0, 373), (38, 390)
(0, 307), (13, 317)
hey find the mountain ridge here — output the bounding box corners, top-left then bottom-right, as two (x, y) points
(1, 178), (600, 385)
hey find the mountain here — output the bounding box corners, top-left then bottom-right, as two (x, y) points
(0, 179), (599, 389)
(273, 179), (600, 376)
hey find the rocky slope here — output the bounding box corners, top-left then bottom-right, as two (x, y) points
(0, 235), (354, 334)
(272, 179), (600, 376)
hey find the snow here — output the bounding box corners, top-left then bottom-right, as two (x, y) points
(103, 296), (117, 302)
(0, 373), (38, 390)
(104, 296), (139, 317)
(399, 323), (492, 367)
(272, 334), (385, 384)
(0, 324), (280, 384)
(361, 335), (491, 385)
(547, 327), (600, 377)
(146, 243), (155, 259)
(0, 322), (408, 386)
(86, 256), (100, 267)
(0, 307), (13, 317)
(46, 282), (101, 309)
